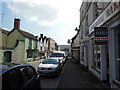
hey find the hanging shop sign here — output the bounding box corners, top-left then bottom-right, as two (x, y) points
(94, 27), (108, 45)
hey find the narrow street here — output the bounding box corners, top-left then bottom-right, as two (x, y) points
(28, 57), (106, 88)
(27, 59), (60, 88)
(57, 57), (105, 88)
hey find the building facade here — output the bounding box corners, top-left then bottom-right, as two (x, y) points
(38, 34), (58, 59)
(39, 34), (49, 59)
(71, 30), (80, 63)
(80, 0), (120, 88)
(0, 19), (39, 64)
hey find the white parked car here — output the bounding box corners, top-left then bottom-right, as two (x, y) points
(51, 51), (67, 64)
(37, 58), (62, 76)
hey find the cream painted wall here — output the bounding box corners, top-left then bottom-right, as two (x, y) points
(25, 38), (37, 62)
(0, 30), (5, 63)
(25, 38), (29, 61)
(12, 40), (25, 63)
(0, 50), (3, 63)
(49, 38), (56, 51)
(32, 39), (35, 49)
(2, 33), (7, 47)
(0, 30), (2, 48)
(7, 29), (25, 48)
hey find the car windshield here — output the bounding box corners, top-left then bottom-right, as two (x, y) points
(51, 53), (64, 57)
(42, 59), (59, 64)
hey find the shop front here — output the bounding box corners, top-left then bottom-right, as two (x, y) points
(88, 1), (120, 87)
(110, 25), (120, 88)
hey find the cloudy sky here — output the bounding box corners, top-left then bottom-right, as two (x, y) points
(0, 0), (82, 45)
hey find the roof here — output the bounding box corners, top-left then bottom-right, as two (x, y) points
(8, 29), (37, 40)
(0, 28), (10, 34)
(71, 31), (79, 41)
(18, 29), (37, 40)
(0, 28), (37, 40)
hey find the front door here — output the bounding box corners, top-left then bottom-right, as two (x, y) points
(4, 51), (12, 62)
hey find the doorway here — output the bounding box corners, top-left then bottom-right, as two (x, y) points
(4, 51), (12, 62)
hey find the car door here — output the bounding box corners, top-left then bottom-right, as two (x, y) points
(2, 68), (22, 90)
(19, 66), (41, 89)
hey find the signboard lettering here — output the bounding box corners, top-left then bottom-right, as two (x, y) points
(94, 27), (108, 45)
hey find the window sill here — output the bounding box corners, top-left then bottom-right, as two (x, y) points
(112, 80), (120, 88)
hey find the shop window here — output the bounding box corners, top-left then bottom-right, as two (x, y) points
(93, 45), (101, 70)
(116, 29), (120, 81)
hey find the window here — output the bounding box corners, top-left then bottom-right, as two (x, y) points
(116, 28), (120, 81)
(85, 15), (89, 35)
(29, 38), (32, 49)
(93, 40), (101, 70)
(20, 67), (36, 85)
(27, 50), (33, 58)
(2, 69), (22, 89)
(41, 46), (42, 50)
(34, 40), (37, 49)
(51, 53), (64, 57)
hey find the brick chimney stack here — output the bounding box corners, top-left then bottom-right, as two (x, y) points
(14, 18), (20, 29)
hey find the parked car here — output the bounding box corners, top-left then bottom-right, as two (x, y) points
(50, 51), (67, 64)
(37, 58), (62, 76)
(1, 63), (41, 90)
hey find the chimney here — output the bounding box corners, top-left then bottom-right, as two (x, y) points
(40, 34), (43, 38)
(44, 36), (46, 39)
(14, 18), (20, 29)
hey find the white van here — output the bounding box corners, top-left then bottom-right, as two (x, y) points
(50, 51), (67, 64)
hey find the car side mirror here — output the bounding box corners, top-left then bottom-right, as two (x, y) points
(59, 59), (62, 64)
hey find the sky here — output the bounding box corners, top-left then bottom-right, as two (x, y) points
(0, 0), (82, 45)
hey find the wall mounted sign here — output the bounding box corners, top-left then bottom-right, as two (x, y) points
(94, 27), (108, 45)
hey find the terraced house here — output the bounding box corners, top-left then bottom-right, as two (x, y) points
(0, 18), (39, 64)
(79, 0), (120, 88)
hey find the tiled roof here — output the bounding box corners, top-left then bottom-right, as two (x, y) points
(7, 28), (37, 40)
(0, 28), (37, 40)
(0, 28), (10, 34)
(18, 29), (37, 40)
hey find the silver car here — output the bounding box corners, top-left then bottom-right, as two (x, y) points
(37, 58), (62, 76)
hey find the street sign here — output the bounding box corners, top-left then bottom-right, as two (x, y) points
(94, 27), (108, 45)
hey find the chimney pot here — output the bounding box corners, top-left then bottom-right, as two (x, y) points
(14, 18), (20, 29)
(40, 34), (43, 38)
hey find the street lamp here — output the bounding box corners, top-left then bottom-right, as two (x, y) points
(67, 39), (71, 44)
(75, 27), (80, 32)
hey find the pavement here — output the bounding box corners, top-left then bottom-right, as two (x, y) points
(57, 57), (109, 88)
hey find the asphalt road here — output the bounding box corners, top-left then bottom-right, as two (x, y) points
(28, 57), (105, 88)
(27, 59), (66, 89)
